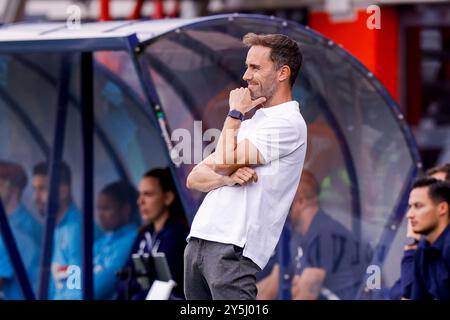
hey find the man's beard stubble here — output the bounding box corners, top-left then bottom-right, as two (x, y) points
(249, 78), (278, 103)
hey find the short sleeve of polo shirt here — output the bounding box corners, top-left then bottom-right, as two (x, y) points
(245, 117), (302, 164)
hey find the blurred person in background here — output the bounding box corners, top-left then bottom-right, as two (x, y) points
(32, 161), (82, 300)
(427, 164), (450, 181)
(256, 170), (365, 300)
(93, 181), (139, 300)
(116, 168), (188, 300)
(0, 160), (41, 299)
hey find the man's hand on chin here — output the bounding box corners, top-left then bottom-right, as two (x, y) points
(229, 87), (266, 114)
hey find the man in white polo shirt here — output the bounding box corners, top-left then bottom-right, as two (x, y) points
(185, 33), (307, 300)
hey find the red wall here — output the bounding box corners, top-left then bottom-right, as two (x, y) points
(309, 7), (400, 102)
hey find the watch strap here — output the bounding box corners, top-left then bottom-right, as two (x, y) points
(228, 109), (244, 121)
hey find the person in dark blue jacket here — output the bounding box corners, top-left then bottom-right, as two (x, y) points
(116, 168), (188, 300)
(407, 177), (450, 300)
(389, 166), (450, 300)
(256, 170), (366, 300)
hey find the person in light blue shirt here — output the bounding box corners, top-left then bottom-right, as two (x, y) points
(50, 204), (83, 300)
(32, 161), (82, 300)
(0, 160), (42, 300)
(93, 181), (138, 300)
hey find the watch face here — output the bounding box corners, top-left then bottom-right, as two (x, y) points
(229, 110), (243, 120)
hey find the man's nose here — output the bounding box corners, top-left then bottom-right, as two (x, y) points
(242, 68), (251, 81)
(406, 209), (413, 219)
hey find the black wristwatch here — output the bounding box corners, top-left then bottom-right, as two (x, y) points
(405, 237), (419, 247)
(228, 109), (244, 121)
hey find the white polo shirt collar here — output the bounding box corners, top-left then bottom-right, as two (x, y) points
(259, 100), (299, 117)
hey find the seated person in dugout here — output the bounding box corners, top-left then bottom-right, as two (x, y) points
(32, 161), (83, 300)
(427, 163), (450, 182)
(256, 170), (366, 300)
(406, 178), (450, 300)
(93, 181), (139, 300)
(389, 165), (450, 300)
(116, 168), (189, 300)
(0, 160), (41, 299)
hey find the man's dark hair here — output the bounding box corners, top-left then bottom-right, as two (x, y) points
(412, 177), (450, 209)
(142, 168), (187, 226)
(243, 33), (302, 87)
(144, 168), (176, 194)
(426, 163), (450, 181)
(0, 160), (28, 193)
(32, 161), (72, 186)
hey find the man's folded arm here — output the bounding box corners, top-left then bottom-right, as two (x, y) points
(186, 153), (233, 193)
(213, 138), (265, 176)
(186, 145), (262, 193)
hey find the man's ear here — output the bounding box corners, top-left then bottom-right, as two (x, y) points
(278, 65), (291, 83)
(437, 201), (449, 218)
